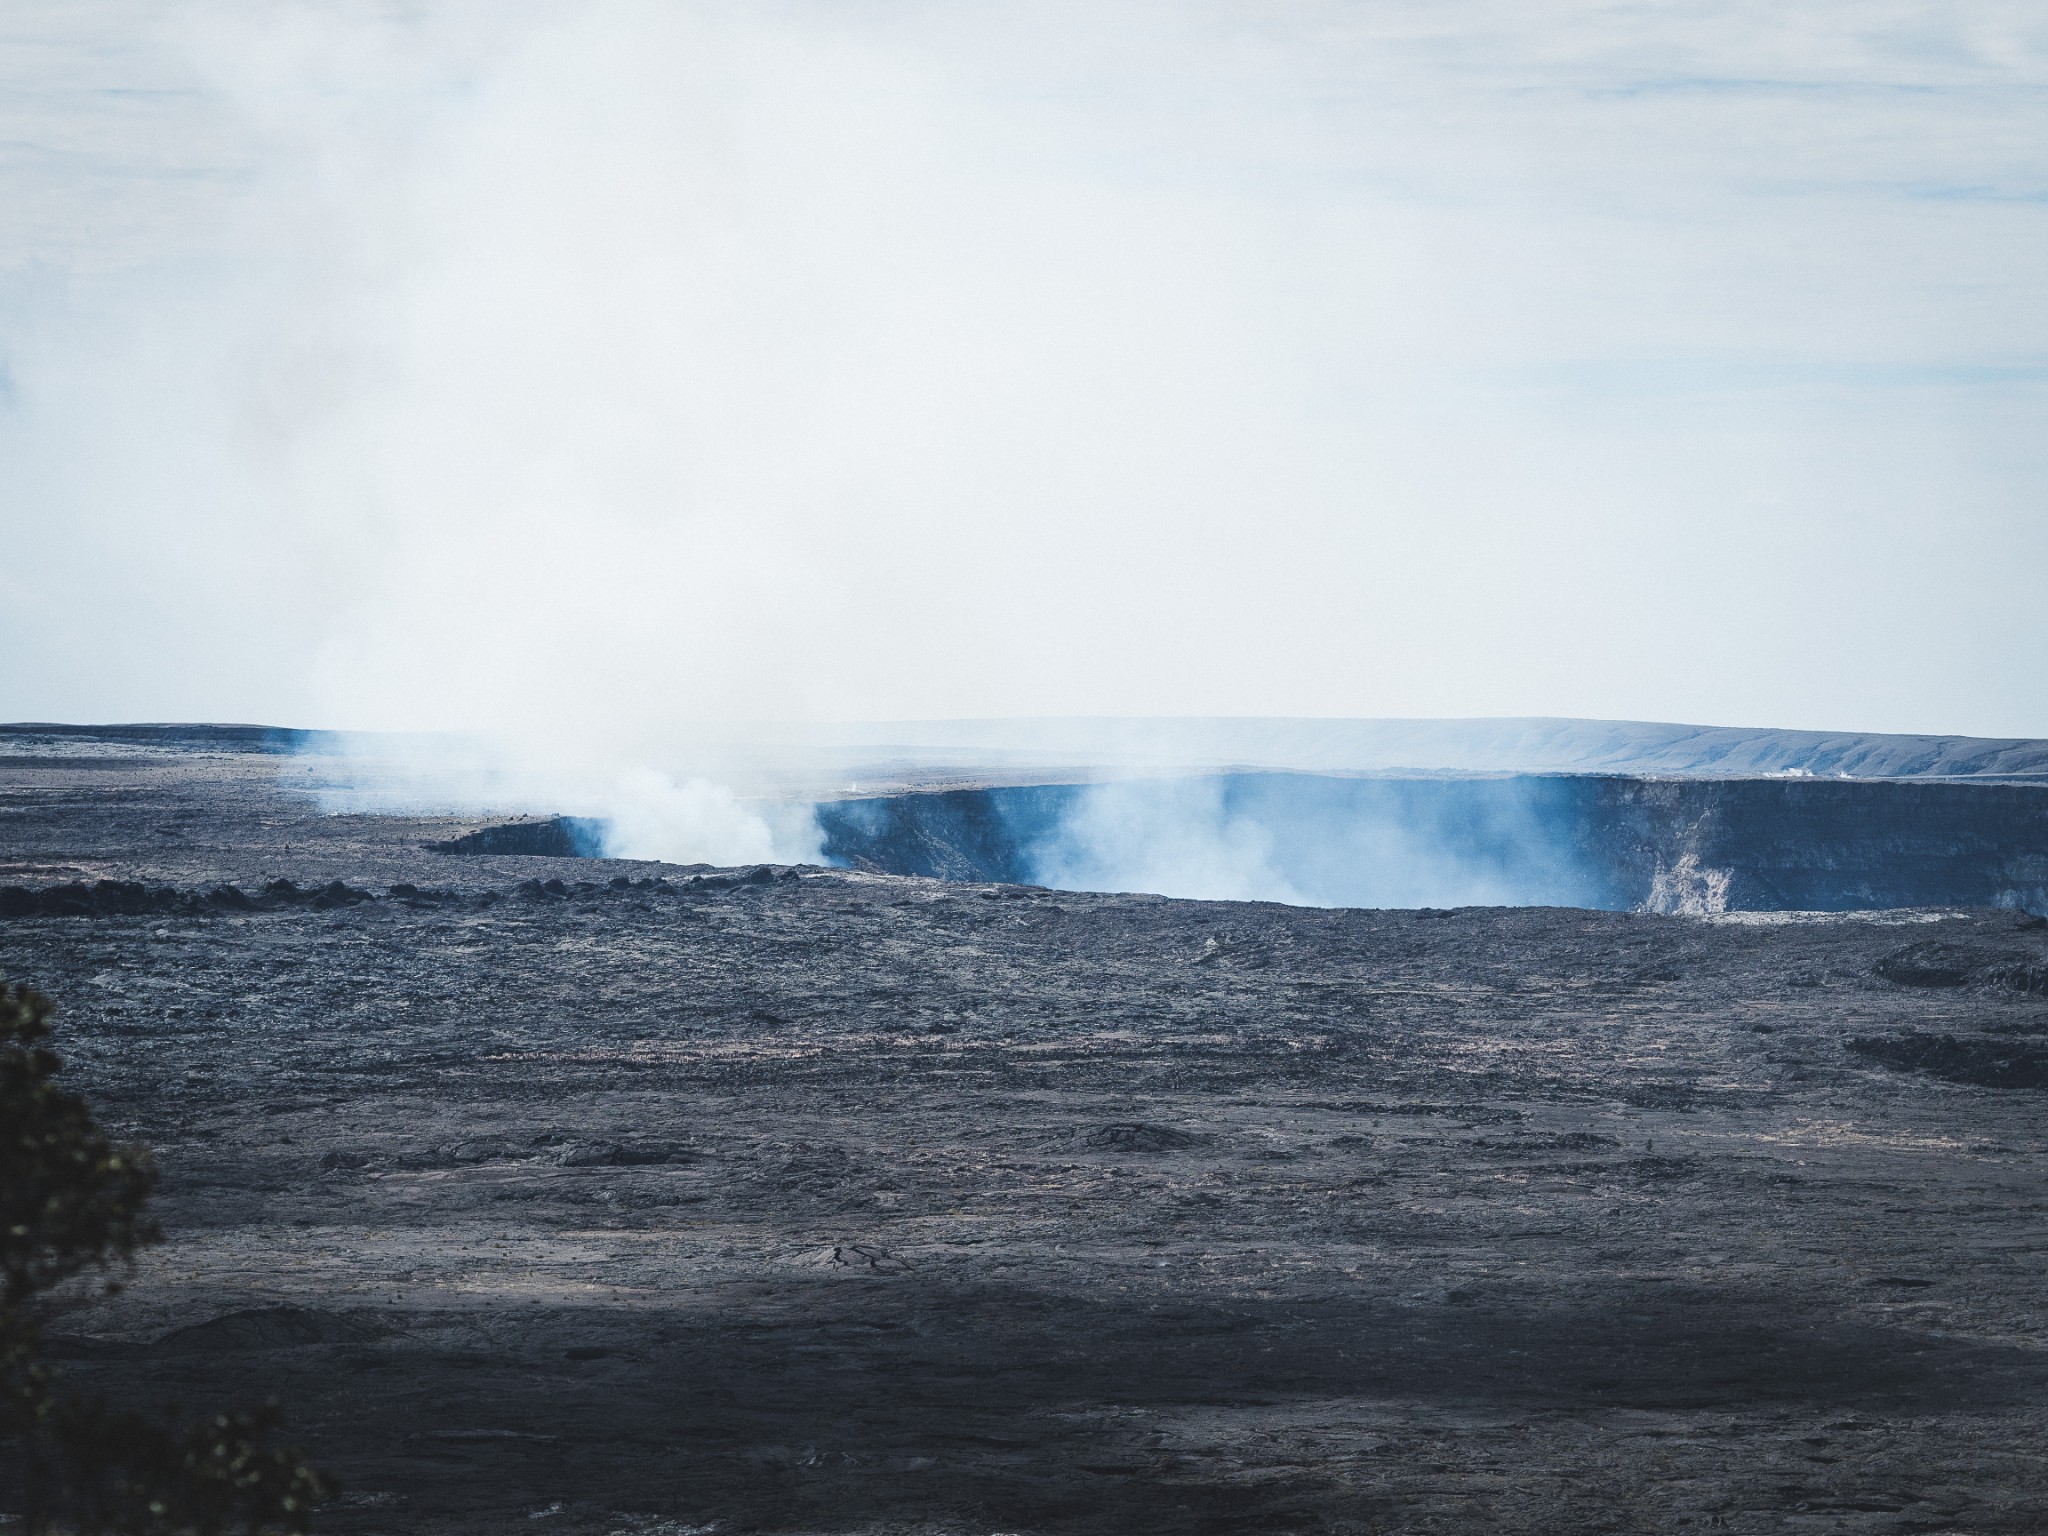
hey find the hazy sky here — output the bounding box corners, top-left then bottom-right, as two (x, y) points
(3, 1), (2045, 739)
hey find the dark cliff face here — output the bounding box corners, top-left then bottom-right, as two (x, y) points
(1586, 777), (2048, 913)
(426, 816), (609, 858)
(813, 773), (2048, 913)
(813, 785), (1072, 884)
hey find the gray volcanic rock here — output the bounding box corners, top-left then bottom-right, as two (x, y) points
(5, 740), (2048, 1534)
(155, 1307), (388, 1353)
(1082, 1123), (1208, 1152)
(1847, 1031), (2048, 1090)
(556, 1141), (695, 1168)
(1875, 939), (2048, 994)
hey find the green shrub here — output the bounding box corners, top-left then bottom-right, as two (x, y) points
(2, 976), (327, 1534)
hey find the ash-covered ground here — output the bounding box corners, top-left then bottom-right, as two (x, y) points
(4, 739), (2048, 1535)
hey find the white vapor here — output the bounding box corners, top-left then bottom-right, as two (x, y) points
(1030, 779), (1312, 906)
(298, 734), (821, 866)
(3, 0), (2047, 767)
(1020, 774), (1597, 908)
(594, 770), (820, 866)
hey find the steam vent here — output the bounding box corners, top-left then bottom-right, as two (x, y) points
(4, 720), (2048, 1535)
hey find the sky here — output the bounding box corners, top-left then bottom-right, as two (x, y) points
(3, 0), (2045, 742)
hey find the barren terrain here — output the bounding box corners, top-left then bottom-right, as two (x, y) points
(4, 735), (2048, 1535)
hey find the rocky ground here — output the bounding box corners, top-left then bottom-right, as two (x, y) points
(4, 737), (2048, 1535)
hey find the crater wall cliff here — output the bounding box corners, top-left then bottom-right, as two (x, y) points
(810, 774), (2048, 913)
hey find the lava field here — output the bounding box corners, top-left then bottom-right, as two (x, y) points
(4, 734), (2048, 1535)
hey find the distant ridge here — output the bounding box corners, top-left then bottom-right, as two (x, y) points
(0, 722), (330, 753)
(796, 717), (2048, 782)
(4, 717), (2045, 782)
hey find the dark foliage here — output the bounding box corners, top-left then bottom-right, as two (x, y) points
(2, 976), (327, 1534)
(0, 982), (157, 1311)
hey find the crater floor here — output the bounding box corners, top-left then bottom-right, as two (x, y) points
(4, 740), (2048, 1535)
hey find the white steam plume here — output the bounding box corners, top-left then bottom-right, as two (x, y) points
(6, 0), (2048, 747)
(299, 733), (822, 866)
(1022, 773), (1600, 908)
